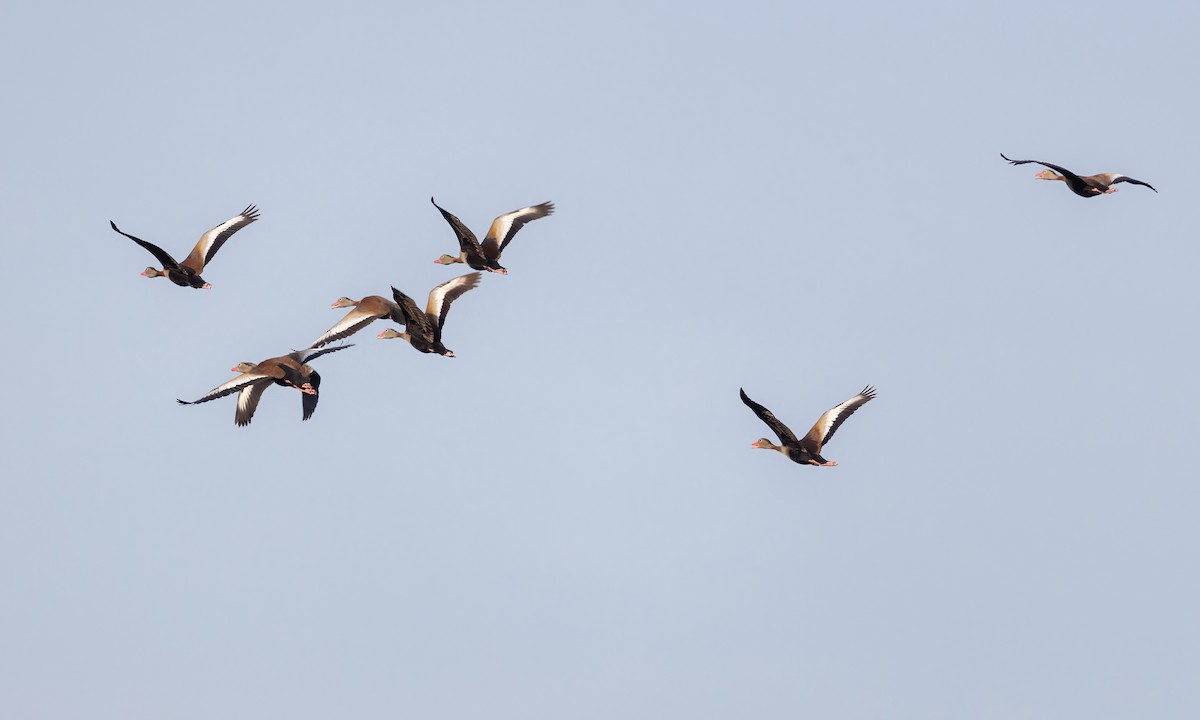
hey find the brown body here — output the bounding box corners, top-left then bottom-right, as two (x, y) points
(312, 295), (405, 348)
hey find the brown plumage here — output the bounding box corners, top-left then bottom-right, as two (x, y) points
(1001, 154), (1157, 197)
(311, 295), (406, 348)
(431, 197), (555, 274)
(177, 345), (352, 426)
(740, 386), (876, 467)
(109, 205), (260, 288)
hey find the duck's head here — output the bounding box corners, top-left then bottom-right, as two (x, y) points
(434, 254), (462, 265)
(230, 362), (257, 373)
(141, 267), (164, 278)
(1034, 169), (1063, 182)
(751, 438), (777, 450)
(377, 328), (407, 340)
(331, 297), (357, 309)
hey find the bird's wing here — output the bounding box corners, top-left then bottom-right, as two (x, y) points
(109, 220), (181, 269)
(480, 201), (555, 260)
(297, 343), (355, 364)
(301, 369), (321, 421)
(425, 272), (481, 339)
(311, 307), (382, 348)
(739, 388), (800, 446)
(391, 286), (433, 337)
(234, 381), (271, 427)
(1000, 154), (1088, 186)
(1111, 175), (1158, 193)
(430, 197), (485, 257)
(181, 204), (260, 273)
(801, 386), (876, 453)
(177, 373), (273, 406)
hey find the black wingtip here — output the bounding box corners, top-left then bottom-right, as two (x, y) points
(110, 220), (120, 231)
(176, 398), (191, 405)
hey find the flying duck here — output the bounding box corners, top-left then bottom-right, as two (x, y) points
(431, 197), (554, 274)
(311, 294), (406, 348)
(377, 272), (481, 356)
(177, 345), (352, 426)
(740, 386), (876, 466)
(109, 204), (260, 288)
(1001, 154), (1157, 197)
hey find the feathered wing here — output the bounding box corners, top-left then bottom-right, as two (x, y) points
(297, 343), (355, 364)
(177, 372), (273, 406)
(425, 272), (481, 341)
(391, 286), (433, 338)
(740, 388), (799, 445)
(481, 201), (555, 260)
(1111, 175), (1158, 193)
(311, 307), (386, 348)
(1000, 154), (1088, 187)
(430, 197), (485, 257)
(234, 381), (271, 427)
(301, 370), (321, 421)
(182, 204), (260, 273)
(801, 386), (876, 453)
(109, 221), (181, 269)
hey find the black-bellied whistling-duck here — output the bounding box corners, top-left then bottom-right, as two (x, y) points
(109, 205), (260, 288)
(431, 197), (554, 274)
(311, 294), (406, 348)
(377, 272), (481, 356)
(1001, 154), (1157, 197)
(739, 386), (876, 467)
(177, 345), (352, 426)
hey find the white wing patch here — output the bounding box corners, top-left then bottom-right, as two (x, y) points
(311, 309), (377, 348)
(806, 387), (876, 450)
(190, 205), (260, 266)
(190, 371), (272, 403)
(483, 202), (555, 247)
(235, 382), (270, 426)
(425, 272), (481, 319)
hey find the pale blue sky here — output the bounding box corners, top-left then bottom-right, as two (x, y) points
(2, 1), (1198, 718)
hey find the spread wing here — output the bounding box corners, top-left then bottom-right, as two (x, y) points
(297, 343), (355, 364)
(430, 197), (485, 258)
(311, 305), (389, 348)
(425, 272), (481, 341)
(481, 201), (555, 260)
(1000, 153), (1088, 186)
(391, 286), (434, 338)
(109, 220), (180, 269)
(177, 372), (273, 406)
(740, 388), (799, 446)
(1111, 175), (1158, 193)
(801, 386), (876, 453)
(181, 204), (260, 273)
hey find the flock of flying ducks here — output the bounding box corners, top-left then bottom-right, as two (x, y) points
(112, 153), (1157, 465)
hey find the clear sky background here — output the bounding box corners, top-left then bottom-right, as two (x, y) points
(2, 1), (1197, 718)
